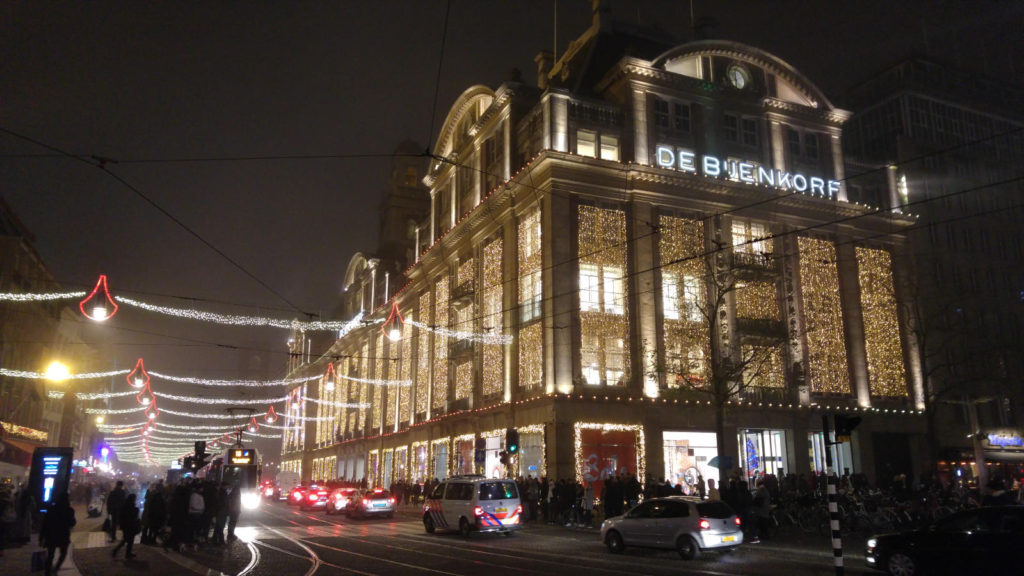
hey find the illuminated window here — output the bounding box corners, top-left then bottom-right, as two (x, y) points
(600, 134), (619, 161)
(732, 220), (771, 255)
(662, 273), (680, 320)
(579, 264), (624, 315)
(577, 130), (597, 157)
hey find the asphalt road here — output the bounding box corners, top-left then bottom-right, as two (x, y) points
(163, 500), (878, 576)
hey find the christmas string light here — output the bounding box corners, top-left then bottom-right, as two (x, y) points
(157, 406), (341, 421)
(0, 290), (85, 302)
(337, 374), (412, 387)
(381, 302), (404, 341)
(48, 390), (135, 400)
(1, 368), (127, 380)
(148, 371), (320, 388)
(86, 406), (146, 415)
(406, 319), (513, 345)
(113, 296), (367, 332)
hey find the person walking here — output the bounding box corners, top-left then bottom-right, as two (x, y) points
(141, 483), (166, 545)
(111, 493), (140, 558)
(106, 481), (126, 542)
(39, 492), (76, 576)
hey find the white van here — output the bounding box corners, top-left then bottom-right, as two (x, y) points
(276, 471), (300, 501)
(423, 475), (522, 536)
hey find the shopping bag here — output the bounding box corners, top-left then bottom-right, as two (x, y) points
(31, 549), (47, 572)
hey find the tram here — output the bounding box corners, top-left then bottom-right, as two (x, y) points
(220, 447), (262, 510)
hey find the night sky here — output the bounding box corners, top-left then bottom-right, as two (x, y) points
(1, 1), (1019, 464)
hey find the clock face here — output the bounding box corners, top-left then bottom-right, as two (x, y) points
(727, 65), (749, 89)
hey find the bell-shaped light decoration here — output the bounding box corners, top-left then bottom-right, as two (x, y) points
(248, 416), (259, 433)
(79, 275), (119, 321)
(323, 363), (337, 392)
(381, 302), (404, 342)
(265, 405), (278, 423)
(140, 395), (151, 407)
(126, 358), (149, 389)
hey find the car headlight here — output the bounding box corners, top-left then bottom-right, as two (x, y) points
(241, 491), (261, 510)
(866, 538), (877, 549)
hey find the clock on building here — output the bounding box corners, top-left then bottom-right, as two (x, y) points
(727, 64), (751, 90)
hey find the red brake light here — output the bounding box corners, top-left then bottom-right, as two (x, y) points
(698, 518), (711, 530)
(308, 493), (318, 502)
(474, 506), (484, 516)
(374, 488), (384, 493)
(515, 504), (523, 515)
(734, 516), (742, 526)
(292, 492), (302, 500)
(387, 497), (395, 504)
(362, 498), (369, 505)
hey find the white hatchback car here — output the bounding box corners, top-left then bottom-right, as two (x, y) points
(601, 496), (743, 559)
(423, 475), (522, 536)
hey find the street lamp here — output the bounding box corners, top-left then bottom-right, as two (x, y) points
(45, 361), (70, 382)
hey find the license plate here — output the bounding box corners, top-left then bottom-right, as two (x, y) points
(722, 535), (736, 543)
(496, 508), (507, 513)
(373, 503), (386, 507)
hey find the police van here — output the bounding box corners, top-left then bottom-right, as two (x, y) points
(422, 475), (522, 536)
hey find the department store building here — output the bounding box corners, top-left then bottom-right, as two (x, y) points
(281, 15), (926, 492)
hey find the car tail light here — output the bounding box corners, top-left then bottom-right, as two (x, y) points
(474, 506), (484, 516)
(387, 497), (395, 504)
(362, 498), (370, 506)
(292, 492), (302, 500)
(308, 493), (319, 502)
(264, 488), (274, 496)
(515, 504), (523, 515)
(698, 518), (711, 530)
(734, 517), (742, 526)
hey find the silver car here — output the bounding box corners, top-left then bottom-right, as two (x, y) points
(601, 496), (743, 559)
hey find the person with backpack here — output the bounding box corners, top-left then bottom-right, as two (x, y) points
(111, 493), (140, 558)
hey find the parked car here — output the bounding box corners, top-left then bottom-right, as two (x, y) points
(600, 496), (743, 560)
(866, 505), (1024, 575)
(299, 485), (330, 511)
(326, 487), (358, 515)
(423, 474), (522, 536)
(346, 488), (396, 519)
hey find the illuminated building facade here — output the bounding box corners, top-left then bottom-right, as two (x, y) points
(289, 10), (927, 489)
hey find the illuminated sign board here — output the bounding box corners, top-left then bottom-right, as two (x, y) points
(987, 433), (1024, 448)
(654, 145), (841, 199)
(29, 447), (72, 512)
(229, 449), (253, 465)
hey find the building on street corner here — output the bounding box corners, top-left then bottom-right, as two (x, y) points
(282, 7), (929, 493)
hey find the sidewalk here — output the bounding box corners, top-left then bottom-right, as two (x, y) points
(0, 503), (209, 576)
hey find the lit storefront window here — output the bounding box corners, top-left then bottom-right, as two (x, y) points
(663, 431), (718, 492)
(411, 442), (428, 482)
(737, 429), (789, 481)
(454, 435), (475, 476)
(394, 446), (408, 483)
(809, 431), (853, 476)
(575, 423), (645, 499)
(518, 428), (545, 479)
(430, 438), (449, 481)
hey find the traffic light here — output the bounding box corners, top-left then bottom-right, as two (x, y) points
(193, 440), (213, 471)
(183, 456), (194, 472)
(505, 428), (519, 455)
(834, 414), (862, 443)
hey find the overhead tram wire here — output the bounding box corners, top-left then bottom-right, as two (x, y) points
(0, 126), (312, 318)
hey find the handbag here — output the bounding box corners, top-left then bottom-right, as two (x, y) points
(31, 549), (47, 572)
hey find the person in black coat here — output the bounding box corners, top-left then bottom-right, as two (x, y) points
(142, 484), (166, 545)
(39, 492), (76, 576)
(111, 493), (140, 558)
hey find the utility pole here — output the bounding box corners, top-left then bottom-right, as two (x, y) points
(822, 414), (843, 576)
